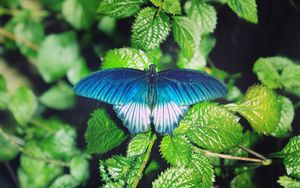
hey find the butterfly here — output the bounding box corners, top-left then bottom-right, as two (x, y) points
(73, 64), (227, 134)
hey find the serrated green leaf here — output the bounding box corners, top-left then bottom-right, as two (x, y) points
(0, 130), (19, 161)
(102, 48), (153, 70)
(97, 0), (146, 19)
(0, 75), (8, 110)
(39, 81), (75, 110)
(278, 176), (300, 188)
(85, 109), (127, 154)
(233, 85), (281, 135)
(160, 135), (192, 166)
(8, 87), (37, 126)
(277, 136), (300, 179)
(151, 0), (181, 14)
(62, 0), (98, 29)
(37, 32), (79, 83)
(189, 150), (214, 188)
(189, 2), (217, 34)
(67, 57), (91, 85)
(127, 132), (151, 156)
(179, 102), (243, 152)
(230, 172), (255, 188)
(132, 7), (171, 51)
(70, 155), (90, 182)
(14, 20), (44, 57)
(49, 175), (80, 188)
(172, 16), (200, 58)
(271, 96), (294, 138)
(227, 0), (258, 23)
(281, 64), (300, 91)
(152, 167), (199, 188)
(39, 124), (78, 160)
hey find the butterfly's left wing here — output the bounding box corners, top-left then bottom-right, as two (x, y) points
(152, 69), (227, 134)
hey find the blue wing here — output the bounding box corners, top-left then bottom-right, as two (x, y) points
(73, 68), (151, 133)
(152, 69), (227, 134)
(157, 69), (227, 106)
(73, 68), (147, 105)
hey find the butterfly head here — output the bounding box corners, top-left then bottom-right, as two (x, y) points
(148, 64), (157, 79)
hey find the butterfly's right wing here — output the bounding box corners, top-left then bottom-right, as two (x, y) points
(73, 68), (147, 105)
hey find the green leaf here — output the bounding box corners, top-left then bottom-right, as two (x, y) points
(230, 172), (256, 188)
(127, 132), (151, 157)
(151, 0), (181, 15)
(233, 85), (281, 135)
(281, 64), (300, 91)
(39, 124), (78, 160)
(85, 109), (127, 154)
(172, 16), (200, 58)
(14, 20), (44, 57)
(0, 130), (19, 161)
(189, 150), (214, 188)
(227, 0), (258, 23)
(37, 32), (80, 83)
(152, 167), (199, 187)
(179, 102), (243, 152)
(39, 82), (75, 110)
(189, 1), (217, 34)
(176, 49), (207, 70)
(49, 175), (80, 188)
(0, 75), (8, 110)
(99, 155), (143, 185)
(70, 155), (90, 182)
(271, 96), (294, 138)
(102, 48), (153, 70)
(67, 57), (91, 85)
(200, 35), (216, 57)
(278, 176), (300, 188)
(97, 0), (146, 19)
(131, 7), (171, 51)
(62, 0), (98, 30)
(277, 136), (300, 179)
(160, 134), (192, 166)
(8, 87), (37, 126)
(145, 160), (160, 176)
(98, 16), (117, 36)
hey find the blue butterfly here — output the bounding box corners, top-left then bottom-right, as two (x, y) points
(73, 64), (227, 134)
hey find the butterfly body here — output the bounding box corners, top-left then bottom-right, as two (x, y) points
(74, 64), (227, 134)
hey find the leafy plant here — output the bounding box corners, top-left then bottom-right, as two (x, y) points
(0, 0), (299, 187)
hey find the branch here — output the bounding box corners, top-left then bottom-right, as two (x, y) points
(238, 144), (267, 160)
(132, 133), (157, 188)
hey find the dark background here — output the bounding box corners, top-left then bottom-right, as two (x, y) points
(1, 0), (300, 187)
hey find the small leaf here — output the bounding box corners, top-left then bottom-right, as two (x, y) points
(172, 16), (200, 58)
(278, 176), (300, 188)
(14, 20), (44, 57)
(85, 109), (127, 154)
(234, 85), (281, 135)
(8, 87), (37, 126)
(97, 0), (146, 19)
(0, 130), (19, 161)
(230, 172), (256, 188)
(70, 155), (90, 182)
(189, 2), (217, 34)
(200, 35), (216, 57)
(160, 134), (192, 166)
(179, 102), (243, 152)
(0, 75), (8, 110)
(131, 7), (171, 51)
(227, 0), (258, 23)
(40, 82), (75, 110)
(62, 0), (98, 29)
(67, 57), (91, 85)
(276, 136), (300, 179)
(189, 150), (214, 188)
(37, 32), (79, 83)
(281, 64), (300, 91)
(145, 160), (160, 176)
(271, 96), (294, 138)
(151, 0), (181, 15)
(98, 16), (117, 36)
(49, 175), (80, 188)
(127, 132), (151, 156)
(102, 48), (153, 70)
(152, 167), (199, 187)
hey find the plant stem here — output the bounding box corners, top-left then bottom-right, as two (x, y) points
(0, 27), (40, 51)
(203, 150), (269, 164)
(4, 162), (19, 188)
(132, 133), (157, 188)
(238, 144), (267, 160)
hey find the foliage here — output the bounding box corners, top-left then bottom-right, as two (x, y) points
(0, 0), (299, 187)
